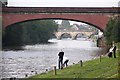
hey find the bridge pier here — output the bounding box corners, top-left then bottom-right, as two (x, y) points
(57, 37), (61, 40)
(72, 36), (76, 40)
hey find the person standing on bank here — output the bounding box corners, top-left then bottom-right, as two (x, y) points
(113, 45), (116, 58)
(112, 41), (117, 58)
(58, 49), (64, 69)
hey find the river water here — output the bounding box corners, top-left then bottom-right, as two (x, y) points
(0, 38), (104, 78)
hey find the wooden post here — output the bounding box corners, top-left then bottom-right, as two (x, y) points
(25, 74), (28, 77)
(54, 66), (57, 75)
(100, 55), (101, 62)
(80, 60), (83, 67)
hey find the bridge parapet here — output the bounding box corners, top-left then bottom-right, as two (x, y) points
(3, 7), (119, 13)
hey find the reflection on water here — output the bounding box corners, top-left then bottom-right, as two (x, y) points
(1, 38), (104, 78)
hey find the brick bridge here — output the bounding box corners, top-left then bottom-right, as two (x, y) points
(2, 7), (119, 31)
(55, 31), (93, 40)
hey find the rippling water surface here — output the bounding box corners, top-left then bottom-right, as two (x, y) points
(1, 38), (102, 78)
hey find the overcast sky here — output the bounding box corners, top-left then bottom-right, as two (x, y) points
(7, 0), (119, 7)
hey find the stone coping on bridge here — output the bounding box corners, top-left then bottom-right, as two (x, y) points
(2, 7), (119, 13)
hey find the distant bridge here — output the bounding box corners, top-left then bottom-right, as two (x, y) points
(54, 31), (93, 40)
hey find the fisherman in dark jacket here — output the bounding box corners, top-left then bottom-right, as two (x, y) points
(113, 45), (116, 58)
(58, 50), (64, 69)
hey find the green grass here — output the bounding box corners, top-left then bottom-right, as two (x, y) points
(117, 43), (120, 48)
(26, 43), (120, 79)
(27, 57), (118, 78)
(117, 43), (120, 78)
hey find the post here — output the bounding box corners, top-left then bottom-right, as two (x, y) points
(100, 55), (101, 62)
(25, 74), (28, 77)
(54, 66), (57, 75)
(80, 60), (83, 67)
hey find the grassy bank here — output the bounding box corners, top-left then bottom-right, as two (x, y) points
(117, 43), (120, 78)
(26, 43), (120, 79)
(28, 57), (118, 78)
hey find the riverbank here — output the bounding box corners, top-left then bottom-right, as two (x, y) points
(25, 43), (120, 79)
(27, 56), (118, 78)
(2, 39), (103, 78)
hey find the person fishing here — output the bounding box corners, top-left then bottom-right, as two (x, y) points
(63, 56), (69, 67)
(58, 49), (64, 69)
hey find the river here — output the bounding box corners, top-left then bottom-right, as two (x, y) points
(0, 38), (104, 78)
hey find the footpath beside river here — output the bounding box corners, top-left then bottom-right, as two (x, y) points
(27, 43), (120, 79)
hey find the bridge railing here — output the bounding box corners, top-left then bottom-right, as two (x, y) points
(2, 7), (119, 13)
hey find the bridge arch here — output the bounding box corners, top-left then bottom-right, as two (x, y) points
(56, 32), (72, 40)
(74, 33), (86, 40)
(61, 33), (72, 39)
(55, 31), (93, 40)
(3, 13), (110, 32)
(5, 17), (105, 32)
(51, 34), (57, 39)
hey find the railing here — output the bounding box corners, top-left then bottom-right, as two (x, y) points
(2, 7), (119, 13)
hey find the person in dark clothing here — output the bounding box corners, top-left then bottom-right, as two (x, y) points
(113, 45), (116, 58)
(58, 50), (64, 69)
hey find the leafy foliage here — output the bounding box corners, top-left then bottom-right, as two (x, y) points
(61, 20), (70, 29)
(2, 20), (58, 47)
(104, 17), (120, 44)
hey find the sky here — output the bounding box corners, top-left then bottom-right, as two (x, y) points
(55, 20), (87, 25)
(7, 0), (120, 7)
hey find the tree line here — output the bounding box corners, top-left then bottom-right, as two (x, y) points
(2, 20), (58, 47)
(104, 16), (120, 45)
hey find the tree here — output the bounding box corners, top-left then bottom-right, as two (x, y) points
(2, 20), (58, 47)
(104, 17), (120, 44)
(104, 18), (114, 44)
(2, 24), (23, 46)
(102, 16), (120, 78)
(61, 20), (70, 29)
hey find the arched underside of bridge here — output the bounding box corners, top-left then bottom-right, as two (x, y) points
(55, 32), (93, 40)
(59, 33), (72, 40)
(74, 33), (88, 40)
(3, 13), (110, 32)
